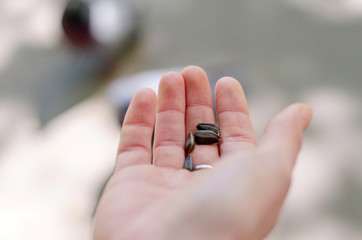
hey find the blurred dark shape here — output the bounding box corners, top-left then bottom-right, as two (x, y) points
(0, 0), (142, 124)
(61, 0), (141, 52)
(62, 0), (93, 46)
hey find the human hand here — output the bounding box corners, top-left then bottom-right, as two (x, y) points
(93, 66), (312, 240)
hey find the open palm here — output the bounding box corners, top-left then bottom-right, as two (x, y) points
(93, 66), (312, 240)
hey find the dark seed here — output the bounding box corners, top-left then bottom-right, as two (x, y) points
(196, 123), (219, 134)
(185, 132), (195, 154)
(183, 155), (193, 171)
(194, 130), (220, 144)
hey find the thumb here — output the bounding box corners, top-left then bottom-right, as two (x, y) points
(258, 103), (312, 172)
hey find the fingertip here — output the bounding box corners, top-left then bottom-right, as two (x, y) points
(181, 65), (208, 80)
(297, 103), (313, 130)
(215, 76), (248, 114)
(157, 71), (185, 113)
(182, 65), (213, 108)
(124, 88), (156, 124)
(161, 71), (183, 82)
(216, 76), (240, 87)
(284, 103), (312, 130)
(131, 88), (156, 110)
(215, 77), (243, 97)
(159, 71), (184, 91)
(135, 87), (156, 100)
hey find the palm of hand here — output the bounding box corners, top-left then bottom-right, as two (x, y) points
(95, 165), (190, 238)
(93, 66), (311, 240)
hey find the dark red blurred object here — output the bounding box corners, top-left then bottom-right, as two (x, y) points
(62, 0), (94, 47)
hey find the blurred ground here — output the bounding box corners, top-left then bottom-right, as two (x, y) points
(0, 0), (362, 239)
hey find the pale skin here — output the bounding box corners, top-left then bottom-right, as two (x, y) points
(93, 66), (312, 240)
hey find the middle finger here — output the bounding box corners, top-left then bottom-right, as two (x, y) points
(182, 66), (219, 167)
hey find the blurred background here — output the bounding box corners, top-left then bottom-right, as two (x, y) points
(0, 0), (361, 239)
